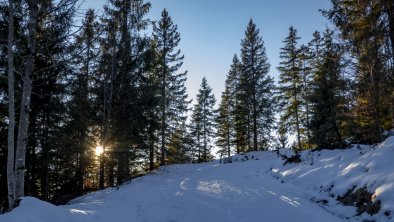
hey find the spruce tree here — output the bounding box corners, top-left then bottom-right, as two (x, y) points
(153, 9), (189, 165)
(278, 26), (303, 151)
(323, 0), (391, 143)
(66, 9), (100, 195)
(216, 55), (242, 156)
(167, 121), (192, 164)
(216, 88), (232, 159)
(298, 44), (313, 149)
(228, 55), (248, 153)
(309, 29), (346, 149)
(240, 19), (274, 151)
(190, 77), (216, 162)
(98, 0), (153, 186)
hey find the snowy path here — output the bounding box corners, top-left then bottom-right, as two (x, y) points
(2, 158), (343, 222)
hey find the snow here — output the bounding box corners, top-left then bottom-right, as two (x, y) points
(269, 138), (394, 221)
(3, 137), (394, 222)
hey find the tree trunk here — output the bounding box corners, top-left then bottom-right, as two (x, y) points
(14, 0), (38, 203)
(303, 62), (311, 149)
(99, 153), (104, 189)
(149, 127), (155, 171)
(7, 0), (15, 210)
(227, 115), (231, 159)
(160, 70), (166, 165)
(116, 152), (125, 185)
(203, 103), (207, 162)
(15, 76), (33, 202)
(197, 129), (200, 162)
(252, 81), (258, 151)
(294, 91), (302, 151)
(40, 112), (49, 201)
(108, 159), (114, 187)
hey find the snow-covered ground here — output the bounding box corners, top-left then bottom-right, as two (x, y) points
(2, 137), (394, 222)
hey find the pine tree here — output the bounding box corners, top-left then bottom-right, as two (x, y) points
(240, 19), (275, 151)
(309, 29), (346, 149)
(278, 26), (303, 151)
(298, 44), (313, 149)
(216, 88), (232, 159)
(66, 9), (100, 195)
(216, 55), (242, 157)
(153, 9), (189, 165)
(190, 78), (216, 162)
(323, 0), (391, 143)
(29, 0), (78, 201)
(276, 117), (289, 150)
(98, 0), (153, 186)
(167, 121), (192, 164)
(228, 55), (248, 153)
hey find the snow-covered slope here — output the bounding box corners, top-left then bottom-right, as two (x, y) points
(2, 137), (394, 222)
(269, 138), (394, 221)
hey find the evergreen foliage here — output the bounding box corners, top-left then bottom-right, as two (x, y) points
(190, 77), (216, 162)
(308, 30), (347, 149)
(240, 20), (275, 151)
(278, 26), (304, 151)
(153, 9), (189, 165)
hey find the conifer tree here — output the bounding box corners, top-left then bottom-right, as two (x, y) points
(278, 26), (303, 151)
(216, 88), (232, 159)
(190, 78), (216, 162)
(98, 0), (153, 186)
(229, 55), (248, 153)
(66, 9), (100, 195)
(167, 121), (192, 164)
(153, 9), (189, 165)
(216, 55), (241, 156)
(309, 29), (346, 149)
(298, 44), (313, 149)
(323, 0), (391, 143)
(240, 19), (274, 151)
(276, 116), (289, 150)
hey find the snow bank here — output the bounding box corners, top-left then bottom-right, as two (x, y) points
(269, 136), (394, 221)
(0, 197), (93, 222)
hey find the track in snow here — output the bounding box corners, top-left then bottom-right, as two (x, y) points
(2, 156), (343, 222)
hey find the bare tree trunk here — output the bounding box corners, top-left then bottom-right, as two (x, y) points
(197, 130), (200, 162)
(7, 0), (15, 210)
(14, 0), (38, 203)
(294, 91), (302, 151)
(160, 71), (166, 165)
(252, 80), (258, 151)
(15, 77), (33, 201)
(227, 115), (231, 159)
(149, 128), (155, 171)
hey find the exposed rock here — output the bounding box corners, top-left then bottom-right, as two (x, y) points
(337, 187), (381, 216)
(282, 154), (302, 165)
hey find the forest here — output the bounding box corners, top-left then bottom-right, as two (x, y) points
(1, 0), (394, 213)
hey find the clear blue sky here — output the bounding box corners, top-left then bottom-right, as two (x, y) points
(83, 0), (332, 105)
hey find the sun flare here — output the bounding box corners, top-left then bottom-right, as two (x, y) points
(95, 145), (104, 156)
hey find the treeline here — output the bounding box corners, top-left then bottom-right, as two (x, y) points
(0, 0), (203, 211)
(216, 0), (394, 157)
(1, 0), (394, 213)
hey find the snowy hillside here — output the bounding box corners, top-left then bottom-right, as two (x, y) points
(3, 137), (394, 222)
